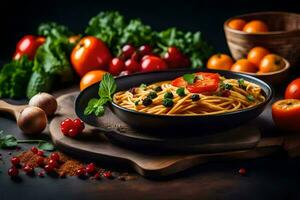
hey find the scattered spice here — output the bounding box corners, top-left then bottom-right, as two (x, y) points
(11, 148), (136, 182)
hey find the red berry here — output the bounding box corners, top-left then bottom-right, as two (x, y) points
(11, 157), (20, 166)
(48, 159), (58, 168)
(119, 70), (131, 77)
(44, 164), (54, 173)
(68, 128), (79, 137)
(23, 164), (34, 174)
(109, 58), (125, 76)
(76, 167), (86, 177)
(50, 153), (60, 161)
(37, 150), (44, 156)
(103, 171), (113, 179)
(61, 118), (74, 134)
(138, 45), (152, 56)
(163, 47), (189, 68)
(8, 167), (19, 177)
(73, 119), (85, 132)
(36, 157), (44, 166)
(130, 52), (141, 62)
(86, 163), (96, 174)
(122, 44), (135, 58)
(125, 59), (140, 73)
(38, 170), (45, 177)
(31, 146), (38, 154)
(239, 168), (246, 175)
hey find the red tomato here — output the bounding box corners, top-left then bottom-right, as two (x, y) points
(71, 36), (112, 77)
(285, 78), (300, 100)
(14, 35), (45, 60)
(125, 59), (140, 73)
(171, 72), (220, 93)
(272, 99), (300, 132)
(163, 47), (190, 68)
(109, 58), (125, 76)
(141, 56), (167, 72)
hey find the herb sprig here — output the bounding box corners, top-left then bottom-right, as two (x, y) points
(84, 73), (117, 117)
(0, 131), (54, 151)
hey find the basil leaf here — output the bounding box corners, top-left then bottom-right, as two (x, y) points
(2, 135), (18, 148)
(183, 74), (195, 84)
(98, 73), (117, 100)
(247, 95), (255, 102)
(38, 142), (55, 151)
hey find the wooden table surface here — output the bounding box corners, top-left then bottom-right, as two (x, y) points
(1, 86), (300, 200)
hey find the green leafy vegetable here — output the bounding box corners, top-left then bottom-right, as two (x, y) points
(26, 72), (54, 99)
(38, 22), (73, 38)
(183, 73), (195, 84)
(147, 91), (157, 99)
(238, 78), (246, 89)
(84, 73), (117, 117)
(134, 100), (140, 106)
(164, 92), (174, 99)
(0, 56), (33, 98)
(139, 83), (147, 89)
(220, 82), (233, 90)
(163, 98), (174, 107)
(0, 131), (54, 151)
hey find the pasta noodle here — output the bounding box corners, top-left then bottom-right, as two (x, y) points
(113, 75), (265, 116)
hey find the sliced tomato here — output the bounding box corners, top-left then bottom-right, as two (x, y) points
(171, 72), (220, 93)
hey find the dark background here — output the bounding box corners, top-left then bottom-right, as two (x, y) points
(1, 0), (300, 62)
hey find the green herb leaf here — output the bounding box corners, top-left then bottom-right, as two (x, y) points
(220, 82), (233, 90)
(134, 100), (140, 106)
(163, 98), (174, 107)
(164, 92), (174, 99)
(176, 87), (186, 97)
(98, 73), (117, 100)
(38, 141), (55, 151)
(0, 134), (18, 148)
(238, 79), (246, 90)
(183, 74), (195, 84)
(84, 98), (109, 117)
(139, 83), (147, 89)
(247, 95), (255, 102)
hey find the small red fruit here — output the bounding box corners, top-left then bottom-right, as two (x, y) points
(73, 119), (85, 132)
(60, 118), (74, 134)
(76, 167), (86, 177)
(86, 163), (96, 174)
(23, 164), (34, 174)
(103, 171), (113, 179)
(50, 153), (60, 161)
(44, 164), (54, 173)
(109, 58), (125, 76)
(138, 45), (152, 56)
(125, 59), (140, 73)
(122, 44), (135, 58)
(48, 159), (58, 168)
(31, 146), (38, 154)
(11, 157), (20, 166)
(8, 167), (19, 177)
(238, 168), (246, 175)
(37, 150), (44, 156)
(68, 128), (79, 137)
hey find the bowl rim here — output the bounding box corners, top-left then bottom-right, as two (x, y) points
(224, 11), (300, 35)
(233, 57), (290, 77)
(109, 69), (273, 119)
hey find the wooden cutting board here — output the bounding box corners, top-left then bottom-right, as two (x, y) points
(49, 92), (300, 178)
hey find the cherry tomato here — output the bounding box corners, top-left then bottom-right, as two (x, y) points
(285, 78), (300, 100)
(108, 58), (125, 76)
(125, 59), (140, 73)
(171, 72), (220, 93)
(80, 70), (107, 91)
(231, 59), (257, 73)
(258, 54), (285, 73)
(119, 70), (131, 76)
(14, 35), (45, 60)
(243, 20), (269, 33)
(73, 118), (85, 132)
(207, 54), (233, 70)
(247, 47), (270, 66)
(141, 56), (167, 72)
(71, 36), (112, 77)
(228, 19), (247, 31)
(163, 47), (190, 68)
(60, 118), (74, 135)
(272, 99), (300, 132)
(138, 45), (152, 56)
(130, 52), (142, 62)
(121, 44), (135, 59)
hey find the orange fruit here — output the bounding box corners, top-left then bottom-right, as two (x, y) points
(207, 54), (234, 70)
(228, 19), (247, 31)
(258, 54), (285, 73)
(247, 46), (270, 66)
(243, 20), (269, 33)
(231, 59), (257, 73)
(80, 70), (107, 91)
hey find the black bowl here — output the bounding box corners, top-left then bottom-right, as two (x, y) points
(76, 69), (273, 133)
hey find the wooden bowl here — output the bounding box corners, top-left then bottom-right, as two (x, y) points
(235, 58), (290, 85)
(224, 12), (300, 66)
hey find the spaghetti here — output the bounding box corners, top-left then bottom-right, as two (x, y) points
(113, 73), (265, 116)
